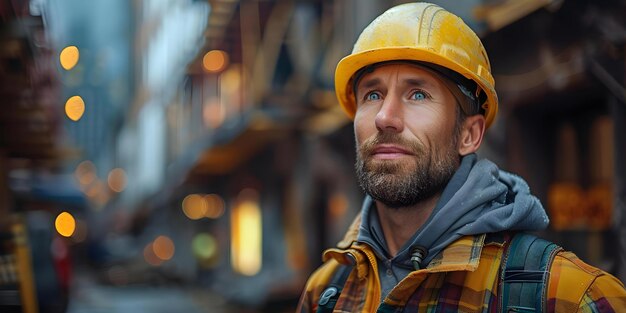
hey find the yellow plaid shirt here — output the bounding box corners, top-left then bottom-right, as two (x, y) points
(297, 217), (626, 312)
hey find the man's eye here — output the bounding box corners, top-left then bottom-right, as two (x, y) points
(366, 92), (381, 101)
(411, 91), (427, 100)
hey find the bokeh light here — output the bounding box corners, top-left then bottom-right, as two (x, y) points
(202, 50), (229, 73)
(107, 168), (127, 193)
(75, 160), (97, 186)
(202, 97), (225, 129)
(231, 193), (262, 276)
(329, 193), (348, 218)
(192, 233), (217, 261)
(204, 194), (225, 219)
(143, 243), (162, 266)
(55, 212), (76, 237)
(60, 45), (79, 70)
(65, 95), (85, 121)
(84, 180), (105, 199)
(220, 65), (241, 93)
(152, 235), (175, 261)
(182, 194), (208, 220)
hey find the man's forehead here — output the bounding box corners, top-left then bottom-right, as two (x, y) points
(356, 63), (442, 88)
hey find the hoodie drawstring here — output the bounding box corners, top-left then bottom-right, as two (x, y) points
(410, 246), (428, 270)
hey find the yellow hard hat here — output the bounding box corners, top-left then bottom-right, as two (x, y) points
(335, 2), (498, 128)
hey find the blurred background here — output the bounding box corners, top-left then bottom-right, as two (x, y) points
(0, 0), (625, 312)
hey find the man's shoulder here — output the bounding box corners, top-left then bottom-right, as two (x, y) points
(548, 250), (626, 311)
(302, 258), (343, 292)
(553, 250), (604, 277)
(297, 258), (347, 312)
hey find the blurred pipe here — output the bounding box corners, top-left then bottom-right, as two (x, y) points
(0, 151), (10, 217)
(589, 58), (626, 105)
(250, 0), (295, 104)
(240, 0), (261, 110)
(474, 0), (559, 32)
(494, 48), (585, 92)
(612, 96), (626, 283)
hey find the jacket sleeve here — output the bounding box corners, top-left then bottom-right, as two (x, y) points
(577, 273), (626, 312)
(547, 251), (626, 312)
(296, 260), (341, 313)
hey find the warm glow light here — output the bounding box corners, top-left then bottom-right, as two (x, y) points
(231, 196), (262, 276)
(75, 160), (97, 186)
(219, 65), (242, 117)
(202, 50), (229, 73)
(204, 194), (225, 219)
(144, 243), (162, 266)
(65, 95), (85, 121)
(152, 235), (175, 261)
(107, 168), (127, 193)
(55, 212), (76, 237)
(220, 66), (241, 93)
(182, 194), (208, 220)
(202, 97), (225, 129)
(60, 45), (79, 70)
(329, 193), (349, 218)
(84, 180), (105, 199)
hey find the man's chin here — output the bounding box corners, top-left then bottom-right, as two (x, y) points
(365, 159), (416, 175)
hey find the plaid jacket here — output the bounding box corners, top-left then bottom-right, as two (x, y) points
(297, 217), (626, 312)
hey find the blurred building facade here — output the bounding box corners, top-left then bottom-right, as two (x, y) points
(0, 0), (625, 312)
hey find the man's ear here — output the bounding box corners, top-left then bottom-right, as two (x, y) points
(458, 114), (486, 156)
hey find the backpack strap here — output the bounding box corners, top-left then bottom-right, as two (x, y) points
(316, 264), (353, 313)
(500, 233), (562, 313)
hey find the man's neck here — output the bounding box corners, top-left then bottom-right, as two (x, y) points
(374, 192), (442, 257)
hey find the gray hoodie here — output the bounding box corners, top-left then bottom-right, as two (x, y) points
(356, 154), (550, 300)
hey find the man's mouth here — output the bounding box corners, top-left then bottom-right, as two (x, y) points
(370, 144), (414, 160)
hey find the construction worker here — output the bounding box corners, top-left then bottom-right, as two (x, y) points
(297, 2), (626, 312)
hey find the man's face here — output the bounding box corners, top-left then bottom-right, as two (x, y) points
(354, 63), (461, 208)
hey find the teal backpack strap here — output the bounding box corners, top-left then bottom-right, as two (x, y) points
(500, 233), (562, 312)
(316, 264), (353, 313)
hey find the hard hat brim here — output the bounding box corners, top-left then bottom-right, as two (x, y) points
(335, 47), (498, 128)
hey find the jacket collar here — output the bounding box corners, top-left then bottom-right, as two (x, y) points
(333, 214), (488, 273)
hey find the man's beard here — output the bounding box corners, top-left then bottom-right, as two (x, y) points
(355, 132), (459, 209)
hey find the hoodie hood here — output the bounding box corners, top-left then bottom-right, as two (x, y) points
(357, 153), (550, 269)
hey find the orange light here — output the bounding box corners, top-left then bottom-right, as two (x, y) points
(107, 168), (127, 193)
(202, 50), (229, 73)
(84, 180), (105, 199)
(55, 212), (76, 237)
(182, 194), (208, 220)
(202, 97), (225, 129)
(60, 45), (79, 70)
(204, 194), (225, 219)
(220, 65), (241, 93)
(75, 160), (97, 186)
(152, 236), (175, 261)
(144, 243), (162, 266)
(65, 95), (85, 121)
(329, 193), (348, 218)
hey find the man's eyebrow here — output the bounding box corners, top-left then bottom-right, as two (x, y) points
(356, 77), (381, 91)
(404, 78), (434, 88)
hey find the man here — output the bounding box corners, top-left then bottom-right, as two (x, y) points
(297, 2), (626, 312)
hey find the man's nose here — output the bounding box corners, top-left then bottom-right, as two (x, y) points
(374, 95), (404, 133)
